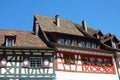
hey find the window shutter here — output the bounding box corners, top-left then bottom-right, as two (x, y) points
(0, 56), (7, 67)
(22, 56), (30, 68)
(43, 56), (51, 67)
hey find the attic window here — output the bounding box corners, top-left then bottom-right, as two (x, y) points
(66, 39), (71, 45)
(81, 41), (86, 47)
(59, 38), (64, 44)
(72, 40), (77, 46)
(5, 35), (16, 47)
(92, 43), (97, 48)
(86, 42), (91, 48)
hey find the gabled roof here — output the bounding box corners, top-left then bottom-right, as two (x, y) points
(101, 33), (119, 43)
(34, 15), (84, 36)
(34, 14), (120, 51)
(0, 30), (47, 48)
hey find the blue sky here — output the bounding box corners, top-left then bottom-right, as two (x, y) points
(0, 0), (120, 39)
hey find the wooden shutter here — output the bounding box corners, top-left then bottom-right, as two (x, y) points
(22, 56), (30, 68)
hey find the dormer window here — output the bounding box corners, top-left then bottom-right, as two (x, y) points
(86, 42), (91, 48)
(72, 40), (77, 46)
(66, 39), (71, 45)
(59, 38), (64, 44)
(5, 35), (16, 47)
(92, 43), (97, 48)
(6, 39), (14, 47)
(81, 41), (86, 47)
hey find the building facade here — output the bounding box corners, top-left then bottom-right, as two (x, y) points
(0, 31), (55, 80)
(0, 14), (120, 80)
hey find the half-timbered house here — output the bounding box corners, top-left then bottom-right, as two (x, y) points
(33, 14), (120, 80)
(0, 30), (56, 80)
(1, 14), (120, 80)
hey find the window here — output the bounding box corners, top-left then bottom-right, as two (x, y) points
(5, 35), (16, 47)
(92, 43), (97, 48)
(86, 42), (91, 48)
(59, 38), (64, 44)
(72, 40), (77, 46)
(30, 57), (42, 68)
(66, 39), (71, 45)
(97, 58), (102, 63)
(7, 39), (14, 47)
(81, 41), (86, 47)
(90, 58), (95, 63)
(82, 57), (89, 64)
(64, 55), (75, 64)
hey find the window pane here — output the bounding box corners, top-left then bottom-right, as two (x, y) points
(72, 40), (77, 46)
(90, 58), (95, 63)
(66, 39), (71, 45)
(30, 57), (36, 68)
(30, 57), (42, 68)
(59, 38), (64, 44)
(81, 41), (86, 47)
(7, 39), (13, 47)
(36, 57), (42, 67)
(92, 43), (97, 48)
(86, 42), (91, 48)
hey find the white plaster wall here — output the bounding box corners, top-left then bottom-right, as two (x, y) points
(56, 71), (118, 80)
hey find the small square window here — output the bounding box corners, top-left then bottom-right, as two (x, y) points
(92, 43), (97, 48)
(64, 55), (75, 64)
(5, 35), (16, 47)
(59, 38), (64, 44)
(72, 40), (77, 46)
(66, 39), (71, 45)
(7, 39), (14, 47)
(90, 58), (95, 63)
(30, 57), (42, 68)
(86, 42), (91, 48)
(81, 41), (86, 47)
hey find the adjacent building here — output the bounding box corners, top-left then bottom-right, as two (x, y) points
(0, 14), (120, 80)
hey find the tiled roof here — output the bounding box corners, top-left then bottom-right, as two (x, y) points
(35, 15), (84, 36)
(0, 30), (47, 48)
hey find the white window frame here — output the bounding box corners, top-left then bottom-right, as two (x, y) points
(6, 38), (14, 47)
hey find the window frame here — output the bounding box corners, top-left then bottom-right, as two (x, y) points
(86, 42), (91, 48)
(30, 57), (42, 68)
(92, 43), (97, 48)
(7, 38), (14, 47)
(72, 40), (77, 46)
(81, 41), (86, 47)
(59, 38), (65, 44)
(65, 39), (71, 45)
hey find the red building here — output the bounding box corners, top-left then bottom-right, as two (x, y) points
(33, 14), (120, 80)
